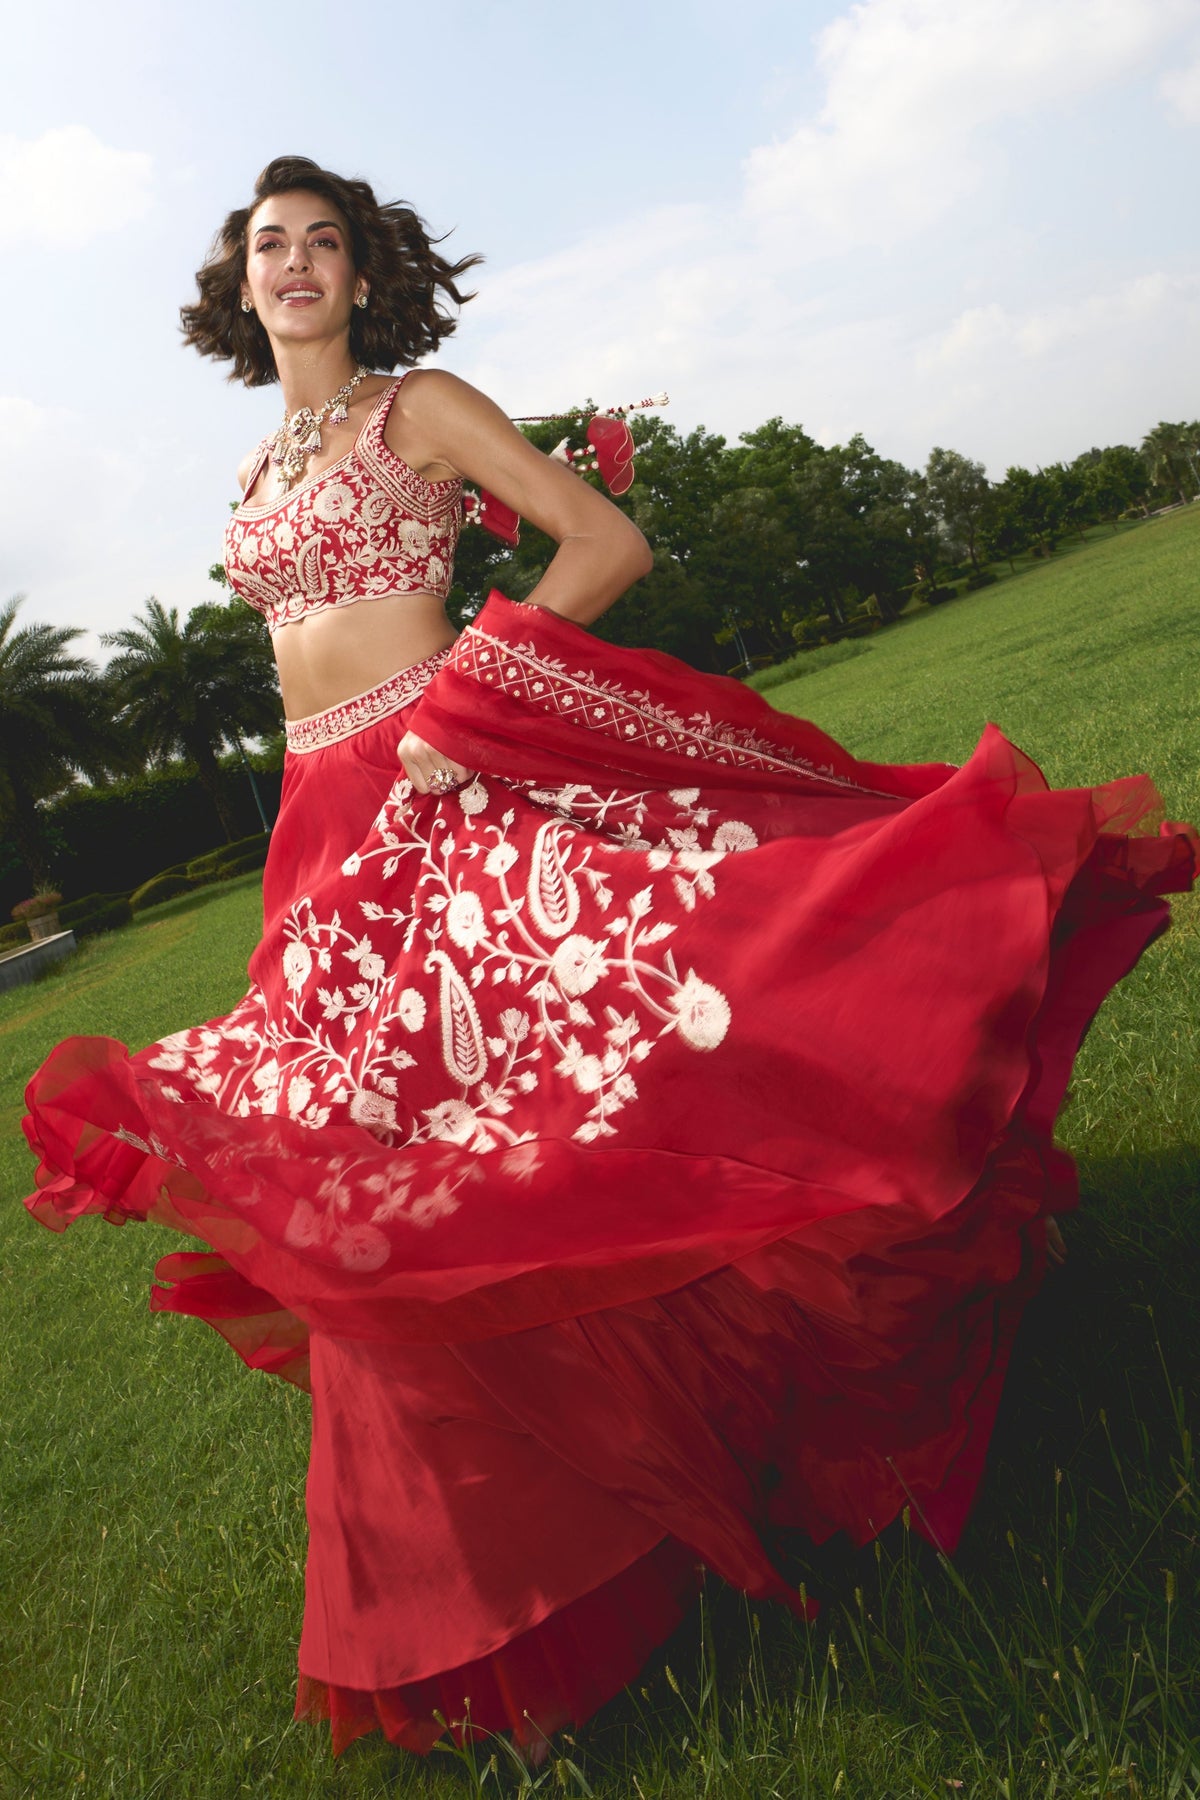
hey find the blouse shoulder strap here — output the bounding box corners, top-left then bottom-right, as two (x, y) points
(362, 371), (411, 450)
(240, 437), (271, 498)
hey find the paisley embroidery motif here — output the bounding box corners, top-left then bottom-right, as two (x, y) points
(146, 773), (753, 1188)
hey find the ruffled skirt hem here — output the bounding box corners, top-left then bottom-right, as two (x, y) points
(21, 593), (1198, 1749)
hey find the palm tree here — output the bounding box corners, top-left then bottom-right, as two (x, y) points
(1140, 422), (1198, 506)
(0, 596), (120, 887)
(103, 599), (282, 841)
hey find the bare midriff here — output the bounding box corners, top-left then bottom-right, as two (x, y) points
(273, 592), (459, 720)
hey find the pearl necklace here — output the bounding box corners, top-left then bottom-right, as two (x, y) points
(270, 365), (370, 490)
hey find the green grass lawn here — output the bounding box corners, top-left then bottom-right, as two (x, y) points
(1, 511), (1198, 1798)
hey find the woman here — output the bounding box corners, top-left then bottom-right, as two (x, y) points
(23, 156), (1196, 1760)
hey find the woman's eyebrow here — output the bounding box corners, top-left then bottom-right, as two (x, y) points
(252, 220), (343, 236)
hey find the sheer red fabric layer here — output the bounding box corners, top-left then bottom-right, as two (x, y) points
(23, 593), (1196, 1753)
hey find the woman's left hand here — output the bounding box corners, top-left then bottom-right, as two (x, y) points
(397, 729), (473, 797)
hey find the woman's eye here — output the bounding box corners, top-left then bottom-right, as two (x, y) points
(313, 237), (339, 249)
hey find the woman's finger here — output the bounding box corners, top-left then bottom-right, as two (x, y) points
(397, 730), (472, 796)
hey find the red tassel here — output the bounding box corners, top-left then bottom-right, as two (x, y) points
(466, 490), (521, 547)
(587, 415), (636, 496)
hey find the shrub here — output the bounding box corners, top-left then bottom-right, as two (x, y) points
(791, 617), (833, 651)
(60, 891), (131, 926)
(219, 848), (270, 878)
(69, 898), (133, 939)
(745, 641), (872, 693)
(11, 891), (62, 921)
(186, 849), (223, 879)
(130, 872), (198, 913)
(187, 832), (270, 880)
(965, 568), (999, 591)
(224, 830), (272, 860)
(917, 583), (957, 606)
(0, 763), (285, 920)
(0, 921), (27, 949)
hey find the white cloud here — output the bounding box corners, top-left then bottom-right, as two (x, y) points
(450, 204), (765, 420)
(0, 126), (153, 244)
(921, 273), (1197, 370)
(744, 0), (1193, 250)
(0, 395), (145, 640)
(1162, 47), (1200, 121)
(0, 395), (226, 652)
(443, 0), (1200, 480)
(909, 272), (1200, 467)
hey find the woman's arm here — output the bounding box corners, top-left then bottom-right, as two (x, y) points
(391, 370), (653, 626)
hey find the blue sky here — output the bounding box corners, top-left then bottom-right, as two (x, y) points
(2, 0), (1198, 644)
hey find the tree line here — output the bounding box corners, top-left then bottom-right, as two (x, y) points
(452, 415), (1199, 672)
(1, 414), (1195, 894)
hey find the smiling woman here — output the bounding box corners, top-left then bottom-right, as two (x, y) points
(180, 154), (481, 389)
(19, 152), (1198, 1771)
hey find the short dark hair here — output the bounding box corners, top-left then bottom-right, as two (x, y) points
(180, 155), (482, 387)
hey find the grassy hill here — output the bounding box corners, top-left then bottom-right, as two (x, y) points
(773, 507), (1198, 809)
(0, 511), (1197, 1798)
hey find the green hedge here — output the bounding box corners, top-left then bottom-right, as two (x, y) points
(0, 764), (283, 920)
(187, 832), (270, 880)
(60, 890), (131, 925)
(153, 860), (202, 882)
(130, 873), (199, 913)
(745, 640), (872, 693)
(68, 897), (133, 938)
(219, 847), (270, 877)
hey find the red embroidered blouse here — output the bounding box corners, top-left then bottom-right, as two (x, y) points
(223, 375), (463, 633)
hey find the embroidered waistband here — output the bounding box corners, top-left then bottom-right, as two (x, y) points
(284, 648), (453, 754)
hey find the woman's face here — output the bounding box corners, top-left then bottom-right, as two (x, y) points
(241, 189), (364, 346)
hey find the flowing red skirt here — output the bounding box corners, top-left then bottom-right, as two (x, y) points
(24, 593), (1196, 1754)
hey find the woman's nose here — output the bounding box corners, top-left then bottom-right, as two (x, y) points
(286, 241), (311, 271)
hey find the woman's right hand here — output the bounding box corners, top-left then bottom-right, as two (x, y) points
(397, 729), (473, 797)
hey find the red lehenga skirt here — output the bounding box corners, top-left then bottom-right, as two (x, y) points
(24, 592), (1196, 1755)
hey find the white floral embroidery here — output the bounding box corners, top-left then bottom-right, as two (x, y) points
(670, 972), (733, 1050)
(350, 1089), (398, 1132)
(550, 935), (608, 997)
(137, 644), (806, 1243)
(713, 819), (759, 852)
(312, 481), (355, 523)
(446, 890), (488, 953)
(398, 988), (426, 1032)
(484, 841), (519, 877)
(459, 779), (489, 817)
(224, 381), (462, 634)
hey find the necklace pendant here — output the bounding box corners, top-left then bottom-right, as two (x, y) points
(271, 367), (369, 491)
